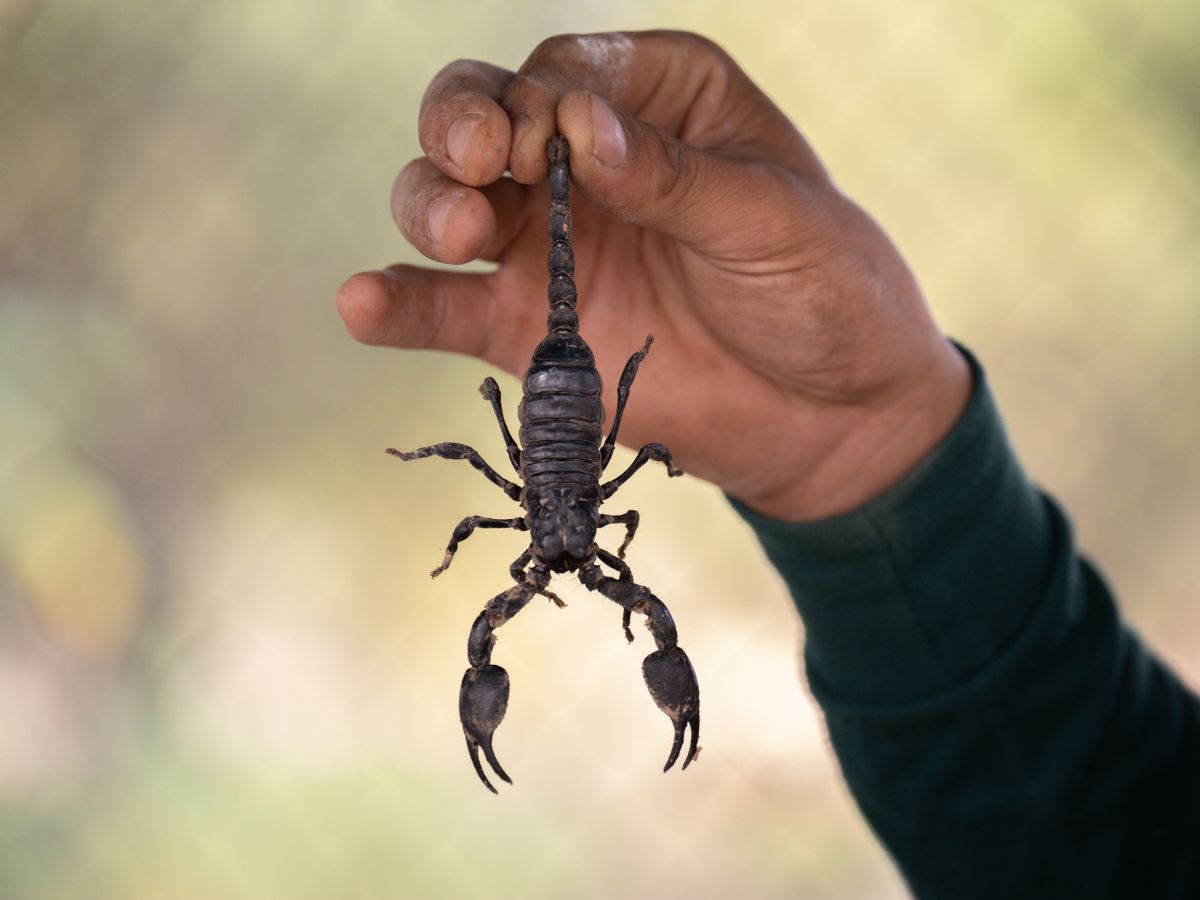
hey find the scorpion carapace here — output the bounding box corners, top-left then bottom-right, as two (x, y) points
(388, 135), (701, 793)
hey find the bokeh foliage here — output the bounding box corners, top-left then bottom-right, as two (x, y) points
(1, 1), (1197, 897)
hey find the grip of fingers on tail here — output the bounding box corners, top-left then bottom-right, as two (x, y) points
(547, 134), (568, 165)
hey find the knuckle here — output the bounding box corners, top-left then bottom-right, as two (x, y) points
(419, 60), (511, 150)
(652, 137), (701, 207)
(507, 37), (579, 100)
(517, 32), (632, 93)
(428, 58), (505, 97)
(421, 59), (476, 116)
(393, 157), (429, 194)
(527, 32), (584, 65)
(648, 29), (733, 69)
(684, 31), (734, 66)
(501, 70), (556, 111)
(430, 57), (478, 86)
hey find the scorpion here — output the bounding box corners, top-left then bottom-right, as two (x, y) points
(388, 135), (702, 793)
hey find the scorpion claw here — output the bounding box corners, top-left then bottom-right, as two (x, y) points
(642, 647), (701, 773)
(681, 716), (701, 770)
(459, 664), (513, 792)
(465, 737), (498, 794)
(664, 719), (686, 772)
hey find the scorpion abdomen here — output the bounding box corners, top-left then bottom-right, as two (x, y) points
(518, 333), (605, 491)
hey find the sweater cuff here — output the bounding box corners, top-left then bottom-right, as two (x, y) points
(729, 344), (1057, 706)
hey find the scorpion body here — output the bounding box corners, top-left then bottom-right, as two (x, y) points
(389, 136), (701, 793)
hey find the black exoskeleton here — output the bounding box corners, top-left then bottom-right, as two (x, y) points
(388, 135), (701, 793)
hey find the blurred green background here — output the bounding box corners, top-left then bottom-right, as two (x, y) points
(1, 1), (1197, 897)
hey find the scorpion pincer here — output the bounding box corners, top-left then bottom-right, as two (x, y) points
(388, 135), (701, 793)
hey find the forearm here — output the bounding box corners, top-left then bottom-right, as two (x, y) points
(732, 345), (1200, 898)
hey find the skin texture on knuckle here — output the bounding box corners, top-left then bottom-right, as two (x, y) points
(417, 62), (479, 146)
(650, 136), (701, 212)
(523, 32), (634, 92)
(421, 58), (513, 111)
(626, 31), (741, 131)
(646, 31), (814, 169)
(677, 58), (737, 146)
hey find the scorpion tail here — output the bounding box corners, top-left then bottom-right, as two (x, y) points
(546, 135), (579, 334)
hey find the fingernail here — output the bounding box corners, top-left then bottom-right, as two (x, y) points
(445, 113), (482, 170)
(427, 194), (460, 247)
(590, 95), (627, 167)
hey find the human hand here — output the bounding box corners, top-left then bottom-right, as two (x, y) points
(336, 30), (970, 520)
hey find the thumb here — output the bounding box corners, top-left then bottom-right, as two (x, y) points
(556, 90), (811, 255)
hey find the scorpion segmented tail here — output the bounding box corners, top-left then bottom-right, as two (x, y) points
(518, 136), (604, 493)
(546, 135), (578, 335)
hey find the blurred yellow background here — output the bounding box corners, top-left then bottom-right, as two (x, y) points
(1, 1), (1197, 898)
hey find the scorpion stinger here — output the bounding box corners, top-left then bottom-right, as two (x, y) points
(388, 134), (700, 791)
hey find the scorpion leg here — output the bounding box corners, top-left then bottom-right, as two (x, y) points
(479, 377), (521, 472)
(600, 335), (654, 469)
(596, 548), (635, 643)
(578, 562), (701, 772)
(510, 548), (565, 608)
(598, 510), (640, 559)
(508, 548), (531, 583)
(387, 442), (521, 502)
(430, 515), (527, 578)
(600, 443), (683, 500)
(461, 565), (549, 793)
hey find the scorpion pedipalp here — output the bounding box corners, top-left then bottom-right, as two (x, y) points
(459, 663), (513, 794)
(457, 568), (548, 792)
(579, 562), (702, 772)
(643, 647), (702, 771)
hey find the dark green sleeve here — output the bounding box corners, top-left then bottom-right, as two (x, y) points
(730, 345), (1200, 899)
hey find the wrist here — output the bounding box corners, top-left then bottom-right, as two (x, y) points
(732, 337), (972, 522)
